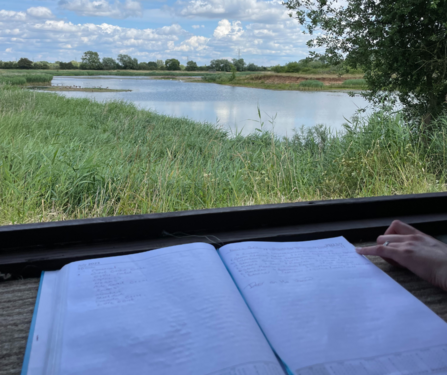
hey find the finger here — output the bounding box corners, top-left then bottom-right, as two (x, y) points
(384, 220), (424, 235)
(356, 244), (397, 259)
(377, 234), (415, 244)
(356, 245), (404, 267)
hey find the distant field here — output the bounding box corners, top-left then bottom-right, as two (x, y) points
(0, 84), (445, 225)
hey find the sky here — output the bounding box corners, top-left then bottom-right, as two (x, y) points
(0, 0), (314, 66)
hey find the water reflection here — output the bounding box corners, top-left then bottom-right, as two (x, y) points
(48, 76), (373, 137)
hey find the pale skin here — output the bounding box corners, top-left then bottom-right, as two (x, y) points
(356, 220), (447, 291)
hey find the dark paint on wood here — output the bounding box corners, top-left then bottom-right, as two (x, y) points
(1, 192), (447, 277)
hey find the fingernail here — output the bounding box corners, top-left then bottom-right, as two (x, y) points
(355, 247), (363, 253)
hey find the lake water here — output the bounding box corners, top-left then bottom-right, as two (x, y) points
(49, 76), (372, 137)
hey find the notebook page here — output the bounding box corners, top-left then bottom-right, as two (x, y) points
(219, 238), (447, 374)
(30, 243), (284, 375)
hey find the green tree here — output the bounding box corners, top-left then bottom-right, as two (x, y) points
(117, 54), (138, 70)
(185, 60), (198, 71)
(284, 0), (447, 123)
(59, 62), (76, 70)
(147, 61), (158, 70)
(102, 57), (118, 70)
(209, 59), (232, 72)
(232, 58), (245, 72)
(156, 60), (165, 70)
(246, 63), (261, 71)
(18, 58), (33, 69)
(80, 51), (103, 70)
(165, 59), (181, 71)
(33, 62), (50, 70)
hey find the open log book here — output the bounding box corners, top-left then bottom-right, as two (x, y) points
(22, 237), (447, 375)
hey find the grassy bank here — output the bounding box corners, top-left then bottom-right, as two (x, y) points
(203, 73), (367, 91)
(0, 85), (446, 225)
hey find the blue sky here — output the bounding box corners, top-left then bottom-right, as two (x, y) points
(0, 0), (313, 66)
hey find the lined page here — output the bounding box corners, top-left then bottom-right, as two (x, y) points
(219, 238), (447, 374)
(29, 243), (284, 375)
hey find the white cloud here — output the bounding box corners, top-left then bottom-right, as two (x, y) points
(58, 0), (143, 19)
(27, 7), (55, 19)
(171, 35), (209, 51)
(213, 19), (243, 40)
(0, 10), (26, 21)
(173, 0), (288, 24)
(0, 2), (315, 66)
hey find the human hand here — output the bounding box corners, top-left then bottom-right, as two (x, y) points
(356, 220), (447, 291)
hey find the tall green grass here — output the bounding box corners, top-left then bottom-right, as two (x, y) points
(25, 74), (53, 83)
(0, 74), (53, 85)
(299, 80), (324, 87)
(0, 76), (26, 85)
(343, 79), (366, 86)
(0, 86), (446, 225)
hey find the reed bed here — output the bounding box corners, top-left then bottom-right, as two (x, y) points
(299, 80), (324, 87)
(0, 74), (53, 85)
(343, 79), (367, 86)
(0, 85), (446, 225)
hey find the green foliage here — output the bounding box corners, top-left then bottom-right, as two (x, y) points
(102, 57), (118, 70)
(147, 61), (158, 70)
(209, 59), (233, 72)
(25, 74), (53, 83)
(59, 62), (76, 70)
(343, 79), (366, 86)
(285, 62), (302, 73)
(246, 63), (263, 71)
(186, 60), (198, 71)
(230, 64), (237, 81)
(156, 60), (165, 70)
(284, 0), (447, 122)
(18, 58), (33, 69)
(0, 74), (53, 85)
(1, 85), (446, 224)
(299, 80), (324, 87)
(0, 76), (26, 85)
(81, 51), (103, 70)
(138, 62), (150, 70)
(165, 59), (181, 71)
(32, 62), (50, 70)
(117, 54), (138, 70)
(232, 58), (246, 71)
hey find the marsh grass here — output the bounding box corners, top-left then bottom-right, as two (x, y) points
(24, 74), (53, 83)
(299, 80), (324, 87)
(343, 79), (367, 86)
(0, 76), (27, 85)
(0, 86), (446, 225)
(0, 73), (53, 85)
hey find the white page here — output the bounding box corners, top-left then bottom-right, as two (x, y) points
(29, 243), (284, 375)
(219, 237), (447, 374)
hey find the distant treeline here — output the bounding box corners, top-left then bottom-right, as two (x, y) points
(0, 52), (268, 72)
(1, 52), (356, 74)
